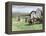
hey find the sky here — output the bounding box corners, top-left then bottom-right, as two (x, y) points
(12, 5), (42, 13)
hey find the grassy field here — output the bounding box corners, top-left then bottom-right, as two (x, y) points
(12, 17), (43, 31)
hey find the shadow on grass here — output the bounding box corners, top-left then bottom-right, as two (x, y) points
(25, 23), (41, 26)
(25, 23), (33, 26)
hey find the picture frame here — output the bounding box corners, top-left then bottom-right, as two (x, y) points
(5, 1), (45, 34)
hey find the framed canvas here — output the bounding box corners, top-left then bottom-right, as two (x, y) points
(5, 2), (45, 34)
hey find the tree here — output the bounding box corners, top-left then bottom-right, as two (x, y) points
(36, 8), (43, 16)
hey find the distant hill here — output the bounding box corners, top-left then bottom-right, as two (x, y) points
(12, 12), (30, 16)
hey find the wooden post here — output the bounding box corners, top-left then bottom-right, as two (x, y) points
(18, 16), (20, 21)
(25, 17), (27, 22)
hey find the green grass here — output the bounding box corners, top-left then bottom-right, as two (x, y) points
(12, 17), (43, 31)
